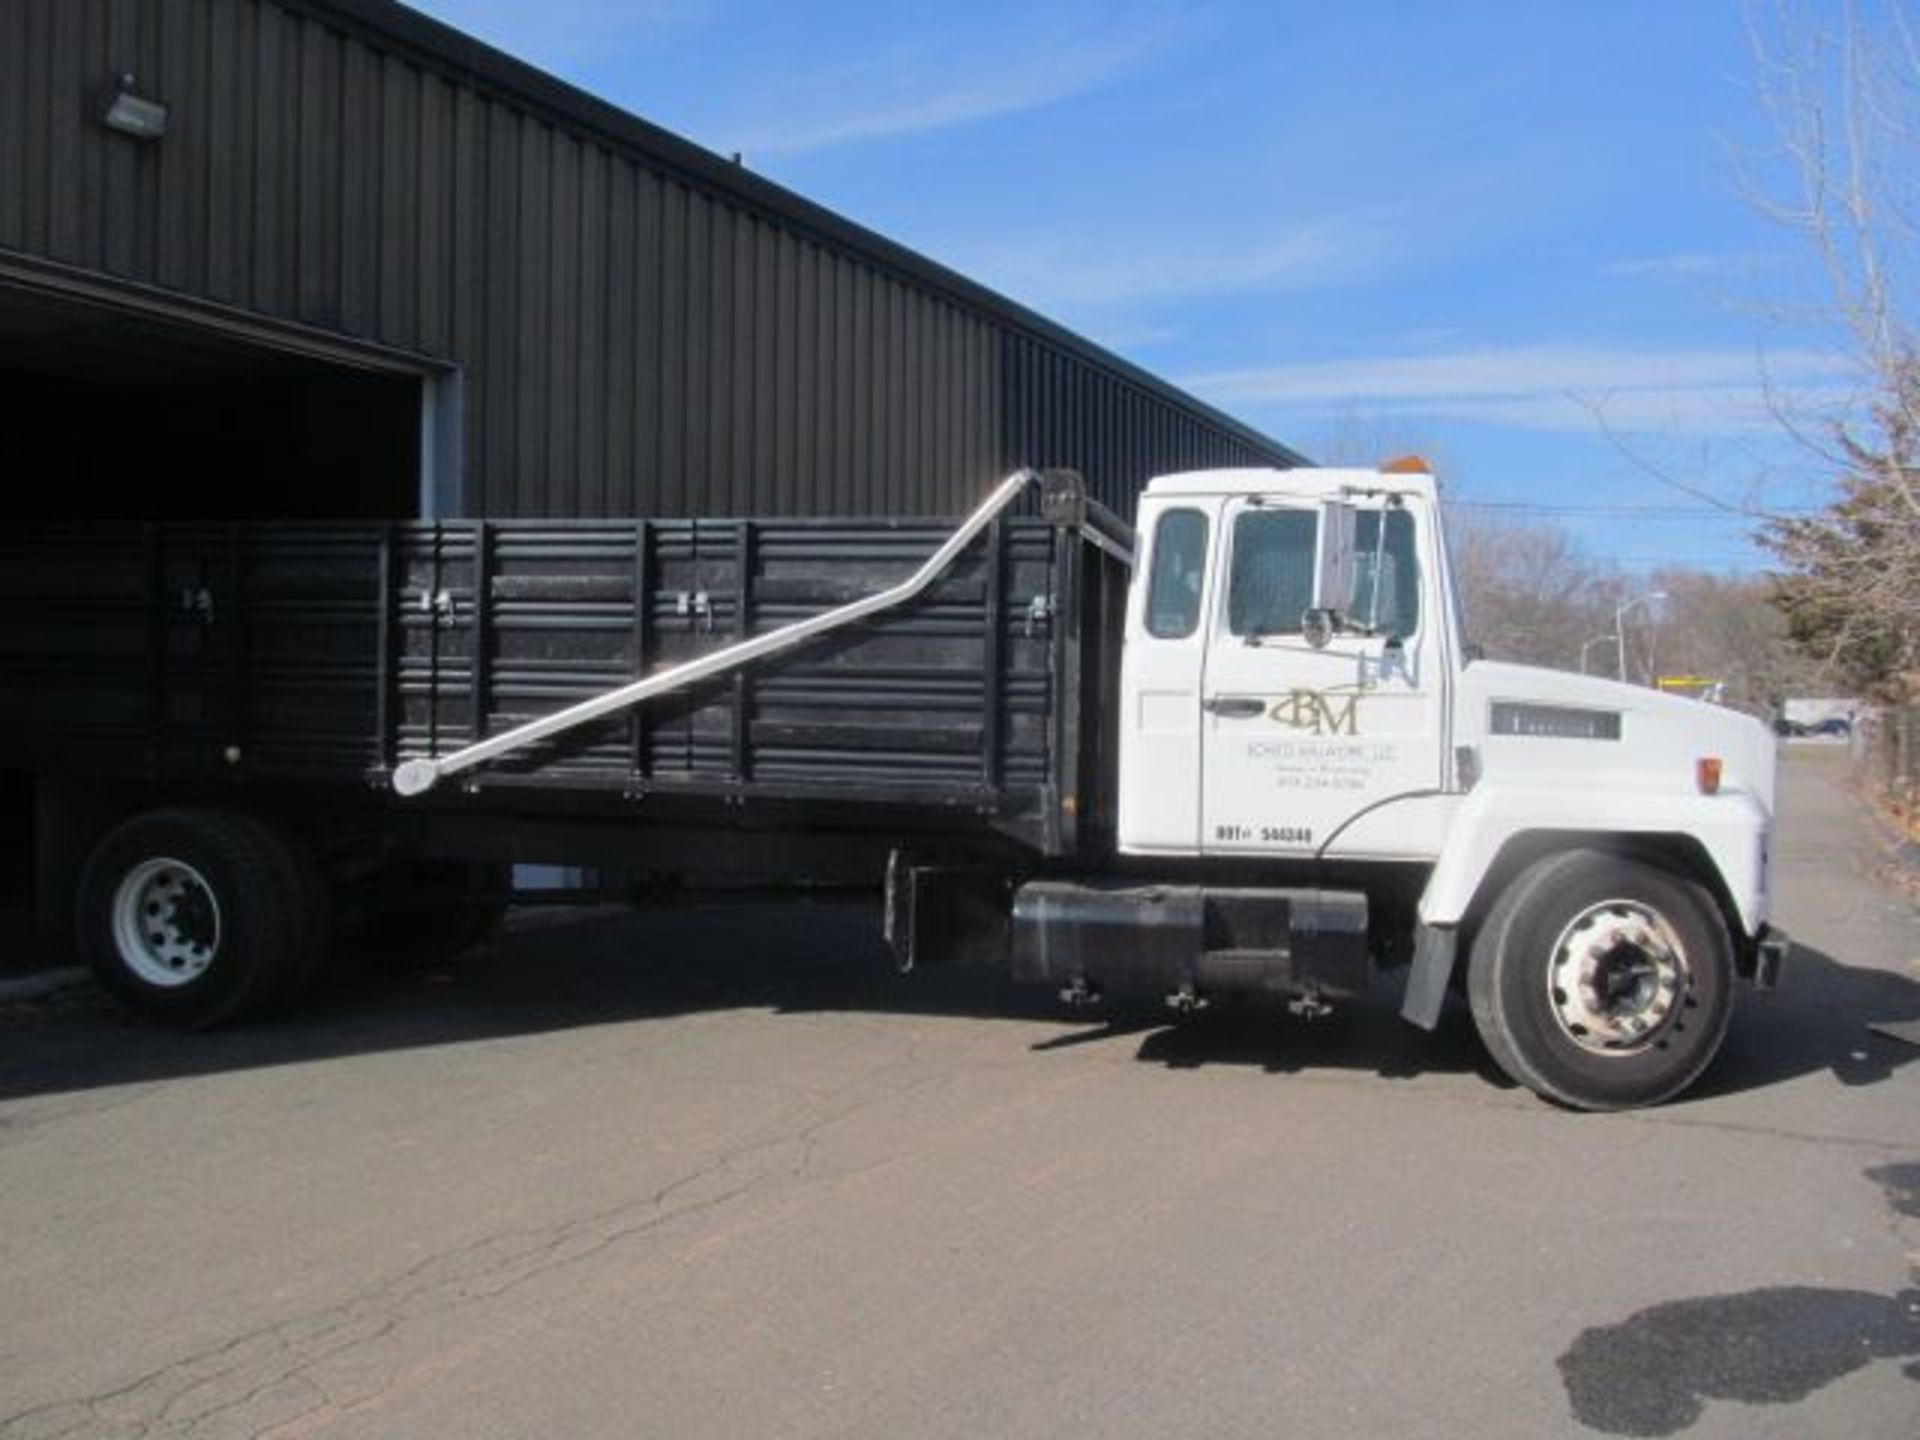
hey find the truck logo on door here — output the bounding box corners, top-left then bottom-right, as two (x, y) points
(1268, 689), (1360, 736)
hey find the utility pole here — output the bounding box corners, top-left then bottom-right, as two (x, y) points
(1615, 592), (1666, 683)
(1579, 634), (1612, 675)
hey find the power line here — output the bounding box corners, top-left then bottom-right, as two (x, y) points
(1613, 560), (1771, 572)
(1444, 500), (1818, 520)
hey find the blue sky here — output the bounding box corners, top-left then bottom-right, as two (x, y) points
(409, 0), (1871, 574)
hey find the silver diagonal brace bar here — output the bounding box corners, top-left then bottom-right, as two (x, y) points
(392, 468), (1040, 797)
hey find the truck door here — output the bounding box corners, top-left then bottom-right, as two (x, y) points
(1199, 496), (1446, 858)
(1116, 501), (1219, 850)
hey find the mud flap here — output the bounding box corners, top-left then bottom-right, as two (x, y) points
(1399, 923), (1457, 1031)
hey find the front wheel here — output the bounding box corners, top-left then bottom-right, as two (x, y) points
(1467, 849), (1734, 1110)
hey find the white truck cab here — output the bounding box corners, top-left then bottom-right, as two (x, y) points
(1074, 460), (1786, 1108)
(1121, 462), (1774, 920)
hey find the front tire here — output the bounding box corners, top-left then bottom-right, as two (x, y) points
(1467, 849), (1734, 1110)
(77, 809), (308, 1028)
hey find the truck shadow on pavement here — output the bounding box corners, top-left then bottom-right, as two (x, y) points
(2, 911), (1916, 1107)
(1056, 990), (1507, 1089)
(1692, 939), (1920, 1100)
(1058, 935), (1920, 1102)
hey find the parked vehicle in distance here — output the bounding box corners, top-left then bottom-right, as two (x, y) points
(1773, 715), (1851, 739)
(5, 461), (1787, 1110)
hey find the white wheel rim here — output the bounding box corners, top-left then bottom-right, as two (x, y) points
(111, 857), (223, 988)
(1546, 899), (1692, 1057)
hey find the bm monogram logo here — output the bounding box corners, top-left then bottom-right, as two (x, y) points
(1268, 689), (1360, 736)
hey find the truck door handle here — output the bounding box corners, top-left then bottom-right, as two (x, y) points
(1202, 696), (1267, 718)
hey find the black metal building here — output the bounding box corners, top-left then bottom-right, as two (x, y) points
(0, 0), (1301, 529)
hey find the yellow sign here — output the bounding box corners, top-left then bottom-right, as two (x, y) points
(1656, 676), (1724, 703)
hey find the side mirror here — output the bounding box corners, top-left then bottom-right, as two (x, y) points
(1302, 608), (1335, 649)
(1315, 502), (1358, 615)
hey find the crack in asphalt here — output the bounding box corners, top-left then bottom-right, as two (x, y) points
(0, 1044), (935, 1440)
(1579, 1109), (1917, 1156)
(0, 1182), (750, 1440)
(0, 1089), (158, 1151)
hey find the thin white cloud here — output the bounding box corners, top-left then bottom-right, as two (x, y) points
(1403, 387), (1851, 435)
(1084, 319), (1185, 352)
(742, 51), (1141, 154)
(953, 208), (1403, 314)
(410, 0), (696, 68)
(1185, 345), (1856, 435)
(720, 8), (1187, 157)
(1602, 252), (1783, 282)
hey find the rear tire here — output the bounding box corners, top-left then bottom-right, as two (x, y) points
(258, 818), (332, 1000)
(356, 860), (510, 970)
(1467, 849), (1734, 1111)
(77, 808), (310, 1028)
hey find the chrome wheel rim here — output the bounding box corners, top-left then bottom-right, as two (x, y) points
(111, 858), (222, 987)
(1547, 899), (1691, 1056)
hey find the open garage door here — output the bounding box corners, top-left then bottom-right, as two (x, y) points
(0, 277), (451, 957)
(0, 281), (432, 522)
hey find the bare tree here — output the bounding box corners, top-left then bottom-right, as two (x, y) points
(1301, 415), (1808, 701)
(1446, 511), (1622, 670)
(1302, 409), (1462, 476)
(1747, 1), (1920, 700)
(1644, 567), (1811, 712)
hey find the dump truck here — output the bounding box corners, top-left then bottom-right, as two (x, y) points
(4, 461), (1785, 1109)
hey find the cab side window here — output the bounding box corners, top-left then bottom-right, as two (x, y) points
(1145, 508), (1209, 638)
(1227, 508), (1316, 637)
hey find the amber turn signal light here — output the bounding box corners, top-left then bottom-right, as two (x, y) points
(1696, 757), (1723, 795)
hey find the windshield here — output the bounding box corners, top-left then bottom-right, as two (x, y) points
(1227, 504), (1421, 639)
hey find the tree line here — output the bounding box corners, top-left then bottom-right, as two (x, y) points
(1446, 511), (1811, 716)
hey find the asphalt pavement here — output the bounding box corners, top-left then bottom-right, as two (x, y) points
(2, 747), (1916, 1439)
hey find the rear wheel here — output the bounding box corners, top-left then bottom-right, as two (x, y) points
(78, 808), (311, 1028)
(1467, 849), (1734, 1110)
(259, 819), (332, 1000)
(355, 860), (510, 970)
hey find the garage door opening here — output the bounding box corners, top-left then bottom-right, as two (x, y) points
(0, 281), (434, 522)
(0, 280), (450, 958)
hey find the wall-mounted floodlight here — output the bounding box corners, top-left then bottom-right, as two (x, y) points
(102, 74), (168, 140)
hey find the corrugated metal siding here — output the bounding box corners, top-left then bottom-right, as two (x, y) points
(0, 0), (1291, 524)
(1001, 334), (1285, 518)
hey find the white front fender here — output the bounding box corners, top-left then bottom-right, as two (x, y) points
(1416, 783), (1772, 936)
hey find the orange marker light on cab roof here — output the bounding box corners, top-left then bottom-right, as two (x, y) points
(1379, 455), (1433, 475)
(1696, 757), (1723, 795)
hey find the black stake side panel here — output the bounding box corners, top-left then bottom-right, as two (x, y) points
(0, 514), (1129, 858)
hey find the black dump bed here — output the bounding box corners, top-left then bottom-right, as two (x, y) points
(2, 476), (1132, 859)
